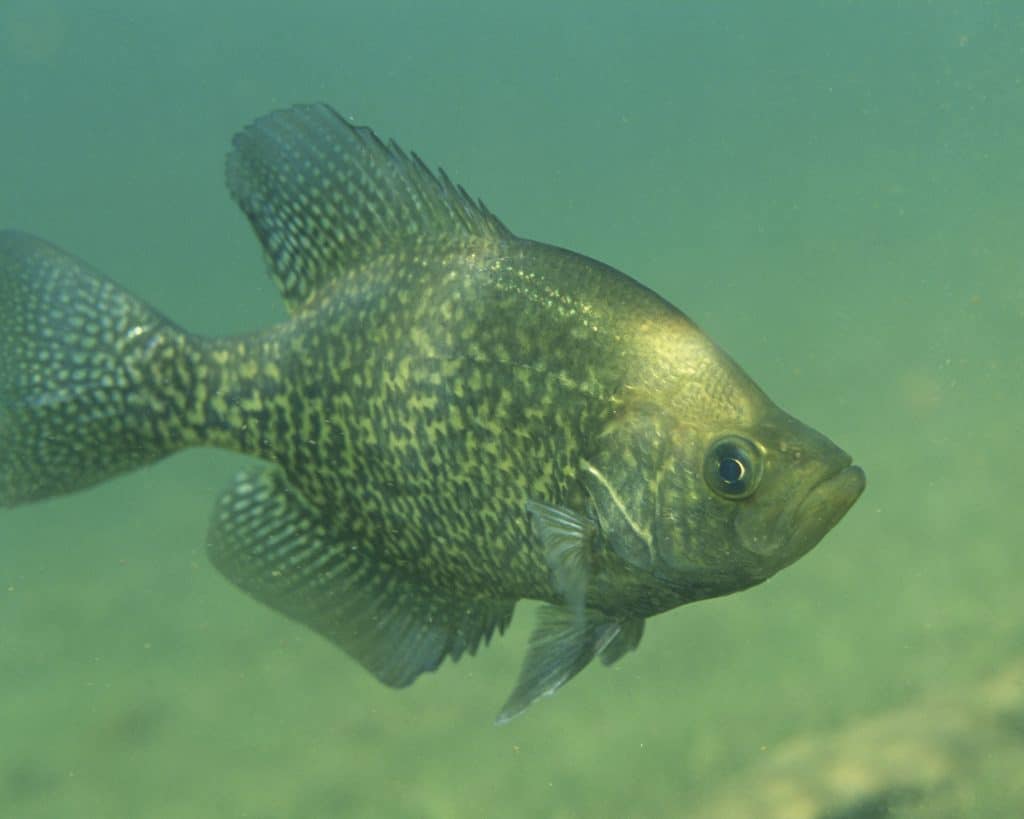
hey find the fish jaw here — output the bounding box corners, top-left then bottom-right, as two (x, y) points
(779, 461), (865, 570)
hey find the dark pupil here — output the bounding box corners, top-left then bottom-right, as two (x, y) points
(719, 457), (744, 484)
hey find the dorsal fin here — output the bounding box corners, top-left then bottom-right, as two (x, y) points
(226, 103), (512, 311)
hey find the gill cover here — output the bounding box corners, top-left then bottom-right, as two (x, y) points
(579, 409), (680, 572)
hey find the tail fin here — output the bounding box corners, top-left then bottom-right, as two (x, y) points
(0, 230), (189, 506)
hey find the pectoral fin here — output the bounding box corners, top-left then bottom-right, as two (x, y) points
(526, 499), (596, 612)
(496, 605), (621, 724)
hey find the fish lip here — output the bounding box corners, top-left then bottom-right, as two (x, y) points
(779, 461), (866, 567)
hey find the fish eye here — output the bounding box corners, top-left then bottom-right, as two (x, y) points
(703, 435), (763, 500)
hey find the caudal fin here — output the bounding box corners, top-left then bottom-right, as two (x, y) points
(0, 230), (189, 506)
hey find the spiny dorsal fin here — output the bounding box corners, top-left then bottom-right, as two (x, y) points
(226, 103), (512, 312)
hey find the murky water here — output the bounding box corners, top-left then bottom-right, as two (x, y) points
(2, 3), (1021, 816)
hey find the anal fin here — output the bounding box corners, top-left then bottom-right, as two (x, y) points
(207, 466), (513, 688)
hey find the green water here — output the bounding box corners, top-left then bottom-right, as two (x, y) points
(2, 2), (1021, 817)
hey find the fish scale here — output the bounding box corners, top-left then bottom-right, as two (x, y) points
(0, 102), (864, 722)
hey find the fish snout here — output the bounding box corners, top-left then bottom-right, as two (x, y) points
(784, 462), (865, 561)
(735, 440), (865, 575)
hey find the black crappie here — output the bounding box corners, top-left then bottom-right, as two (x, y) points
(0, 104), (865, 721)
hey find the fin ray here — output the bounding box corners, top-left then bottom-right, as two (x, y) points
(496, 605), (620, 724)
(527, 499), (597, 613)
(600, 617), (645, 666)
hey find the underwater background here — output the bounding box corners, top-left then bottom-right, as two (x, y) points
(2, 1), (1021, 817)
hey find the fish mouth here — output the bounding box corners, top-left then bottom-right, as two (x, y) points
(780, 461), (866, 568)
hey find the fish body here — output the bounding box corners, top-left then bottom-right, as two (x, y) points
(0, 104), (865, 720)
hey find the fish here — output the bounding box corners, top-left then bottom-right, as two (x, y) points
(0, 103), (865, 722)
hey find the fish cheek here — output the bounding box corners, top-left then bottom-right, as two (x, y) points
(651, 469), (748, 578)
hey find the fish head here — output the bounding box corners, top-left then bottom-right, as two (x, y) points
(582, 344), (865, 601)
(722, 410), (866, 579)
